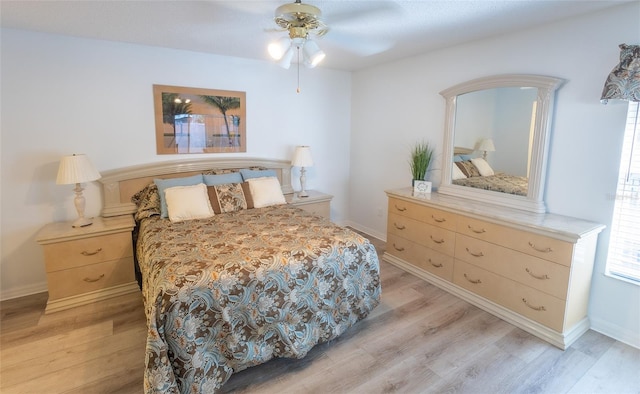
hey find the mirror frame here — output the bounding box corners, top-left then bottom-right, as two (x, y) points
(439, 74), (564, 213)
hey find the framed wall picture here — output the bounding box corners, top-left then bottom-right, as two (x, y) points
(153, 85), (246, 154)
(413, 180), (432, 194)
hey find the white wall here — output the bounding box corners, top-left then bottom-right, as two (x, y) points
(0, 29), (351, 299)
(349, 2), (640, 347)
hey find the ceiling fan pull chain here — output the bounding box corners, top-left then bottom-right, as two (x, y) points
(297, 45), (301, 93)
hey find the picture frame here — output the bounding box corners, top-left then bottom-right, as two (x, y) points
(413, 180), (432, 194)
(153, 85), (246, 154)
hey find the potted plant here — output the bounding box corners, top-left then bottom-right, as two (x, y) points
(409, 141), (434, 186)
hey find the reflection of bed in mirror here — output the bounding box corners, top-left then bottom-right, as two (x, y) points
(451, 146), (528, 196)
(439, 74), (564, 213)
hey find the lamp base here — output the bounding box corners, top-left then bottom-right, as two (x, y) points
(72, 217), (94, 228)
(298, 191), (309, 198)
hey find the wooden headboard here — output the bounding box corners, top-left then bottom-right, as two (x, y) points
(454, 146), (474, 156)
(99, 157), (293, 217)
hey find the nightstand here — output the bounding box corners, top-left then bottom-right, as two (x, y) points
(36, 215), (138, 313)
(287, 190), (333, 219)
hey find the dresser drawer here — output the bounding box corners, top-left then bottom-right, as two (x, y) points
(46, 257), (135, 300)
(457, 216), (574, 265)
(453, 260), (565, 331)
(388, 198), (457, 231)
(388, 213), (455, 256)
(43, 232), (133, 272)
(455, 234), (570, 299)
(387, 234), (453, 281)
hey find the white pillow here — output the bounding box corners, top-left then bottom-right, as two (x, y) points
(471, 157), (495, 177)
(164, 183), (214, 222)
(247, 177), (286, 208)
(452, 164), (467, 180)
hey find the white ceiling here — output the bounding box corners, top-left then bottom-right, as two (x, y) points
(0, 0), (633, 71)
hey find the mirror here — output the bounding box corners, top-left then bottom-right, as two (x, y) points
(439, 74), (564, 213)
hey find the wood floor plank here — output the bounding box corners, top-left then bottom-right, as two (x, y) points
(0, 320), (114, 369)
(428, 343), (528, 394)
(351, 354), (443, 393)
(567, 341), (640, 394)
(1, 232), (638, 394)
(501, 346), (598, 394)
(1, 325), (146, 388)
(2, 343), (144, 394)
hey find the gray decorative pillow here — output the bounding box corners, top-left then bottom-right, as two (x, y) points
(455, 160), (481, 177)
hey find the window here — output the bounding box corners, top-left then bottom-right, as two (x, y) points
(606, 101), (640, 283)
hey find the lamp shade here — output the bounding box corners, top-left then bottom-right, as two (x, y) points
(601, 43), (640, 104)
(291, 146), (314, 167)
(56, 154), (101, 185)
(476, 139), (496, 152)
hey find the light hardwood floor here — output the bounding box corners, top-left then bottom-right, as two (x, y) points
(1, 234), (638, 393)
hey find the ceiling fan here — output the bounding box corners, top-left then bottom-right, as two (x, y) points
(267, 0), (327, 70)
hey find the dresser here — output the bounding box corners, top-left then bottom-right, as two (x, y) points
(384, 188), (605, 349)
(37, 215), (139, 313)
(287, 190), (333, 219)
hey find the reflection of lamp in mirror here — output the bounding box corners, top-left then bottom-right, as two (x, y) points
(291, 146), (314, 198)
(56, 154), (102, 228)
(476, 138), (495, 159)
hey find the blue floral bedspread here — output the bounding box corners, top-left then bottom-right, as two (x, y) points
(137, 205), (381, 393)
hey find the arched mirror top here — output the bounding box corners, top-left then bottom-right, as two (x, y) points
(439, 74), (564, 213)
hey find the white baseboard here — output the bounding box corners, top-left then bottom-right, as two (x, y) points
(342, 220), (386, 242)
(1, 281), (48, 301)
(590, 317), (640, 349)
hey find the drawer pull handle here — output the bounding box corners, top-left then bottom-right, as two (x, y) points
(465, 248), (484, 258)
(528, 242), (553, 253)
(81, 248), (103, 256)
(463, 273), (482, 284)
(467, 225), (486, 234)
(394, 223), (406, 230)
(83, 274), (105, 283)
(432, 215), (446, 223)
(430, 236), (445, 244)
(526, 268), (550, 280)
(393, 243), (405, 252)
(395, 204), (407, 212)
(522, 298), (546, 312)
(429, 258), (443, 268)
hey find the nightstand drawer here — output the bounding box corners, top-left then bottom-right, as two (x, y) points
(296, 201), (330, 218)
(43, 232), (133, 272)
(46, 257), (135, 300)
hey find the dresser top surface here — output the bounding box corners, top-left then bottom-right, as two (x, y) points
(386, 188), (605, 241)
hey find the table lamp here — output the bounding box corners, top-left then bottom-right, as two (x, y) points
(291, 146), (313, 198)
(56, 154), (102, 227)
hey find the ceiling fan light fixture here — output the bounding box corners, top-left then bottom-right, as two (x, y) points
(268, 36), (291, 60)
(303, 39), (325, 68)
(277, 46), (295, 69)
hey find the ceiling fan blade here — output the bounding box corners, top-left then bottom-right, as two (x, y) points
(324, 31), (395, 57)
(324, 1), (403, 26)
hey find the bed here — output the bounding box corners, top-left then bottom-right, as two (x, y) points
(99, 158), (381, 393)
(452, 147), (528, 196)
